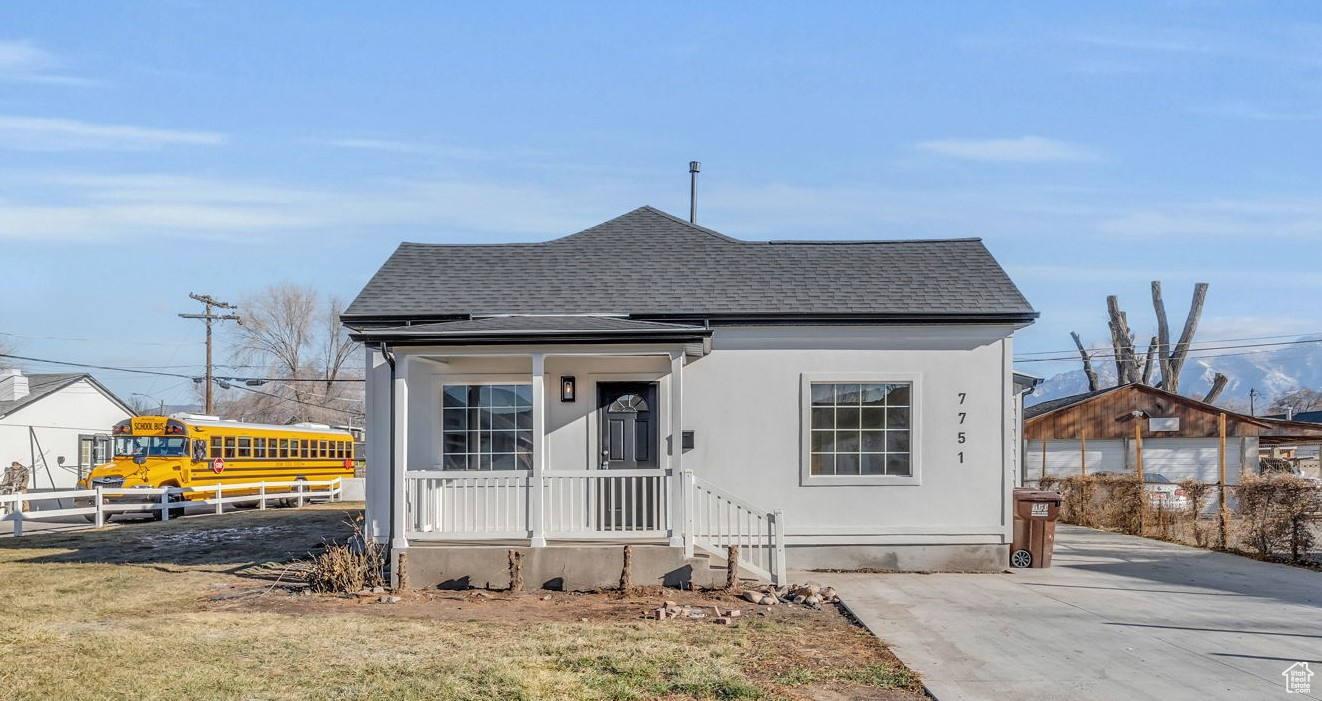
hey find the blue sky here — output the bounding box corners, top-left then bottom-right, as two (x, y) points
(3, 1), (1322, 406)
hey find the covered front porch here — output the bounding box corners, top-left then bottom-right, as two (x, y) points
(374, 341), (784, 584)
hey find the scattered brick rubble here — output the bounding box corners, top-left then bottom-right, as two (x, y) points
(648, 580), (840, 624)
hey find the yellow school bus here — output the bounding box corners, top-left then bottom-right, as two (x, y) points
(81, 414), (354, 517)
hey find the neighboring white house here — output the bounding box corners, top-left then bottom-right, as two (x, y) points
(0, 369), (134, 490)
(343, 206), (1037, 584)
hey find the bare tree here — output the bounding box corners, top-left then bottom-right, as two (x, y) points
(1073, 281), (1209, 395)
(1071, 332), (1100, 392)
(1269, 387), (1322, 416)
(1202, 373), (1228, 404)
(224, 283), (362, 425)
(1163, 282), (1209, 393)
(124, 395), (155, 416)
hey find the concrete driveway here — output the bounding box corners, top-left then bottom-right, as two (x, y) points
(832, 525), (1322, 701)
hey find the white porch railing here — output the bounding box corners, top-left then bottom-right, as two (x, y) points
(0, 479), (343, 537)
(404, 469), (672, 541)
(683, 470), (786, 586)
(544, 470), (671, 539)
(404, 470), (529, 539)
(404, 468), (786, 585)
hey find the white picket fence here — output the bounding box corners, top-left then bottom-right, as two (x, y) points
(0, 478), (343, 537)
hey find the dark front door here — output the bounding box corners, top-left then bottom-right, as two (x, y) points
(597, 382), (659, 531)
(598, 382), (659, 470)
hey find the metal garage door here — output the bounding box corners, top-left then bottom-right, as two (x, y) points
(1025, 439), (1127, 480)
(1140, 438), (1232, 484)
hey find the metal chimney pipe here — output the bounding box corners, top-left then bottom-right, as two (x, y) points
(689, 160), (701, 223)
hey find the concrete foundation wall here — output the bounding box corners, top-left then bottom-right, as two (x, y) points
(789, 543), (1007, 573)
(402, 544), (715, 591)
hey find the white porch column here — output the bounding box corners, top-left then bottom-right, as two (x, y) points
(669, 350), (684, 547)
(530, 352), (547, 547)
(391, 354), (410, 550)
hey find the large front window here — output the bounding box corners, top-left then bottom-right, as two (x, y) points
(442, 384), (533, 470)
(808, 381), (913, 478)
(114, 436), (188, 458)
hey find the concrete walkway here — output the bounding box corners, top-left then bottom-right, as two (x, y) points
(832, 526), (1322, 701)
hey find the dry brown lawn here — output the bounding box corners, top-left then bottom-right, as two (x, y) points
(0, 504), (920, 700)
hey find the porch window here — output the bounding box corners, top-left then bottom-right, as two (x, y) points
(807, 381), (913, 479)
(442, 384), (533, 470)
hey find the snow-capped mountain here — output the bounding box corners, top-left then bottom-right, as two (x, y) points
(1025, 335), (1322, 409)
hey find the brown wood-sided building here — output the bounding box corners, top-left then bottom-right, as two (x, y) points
(1022, 383), (1294, 485)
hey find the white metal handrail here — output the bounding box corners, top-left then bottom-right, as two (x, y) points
(683, 470), (786, 585)
(0, 478), (343, 537)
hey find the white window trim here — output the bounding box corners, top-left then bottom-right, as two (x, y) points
(800, 372), (922, 487)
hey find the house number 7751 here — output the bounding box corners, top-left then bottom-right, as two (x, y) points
(957, 393), (968, 464)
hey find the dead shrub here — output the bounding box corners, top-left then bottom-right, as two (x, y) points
(1095, 475), (1145, 535)
(1234, 475), (1321, 561)
(305, 518), (388, 593)
(1179, 479), (1213, 547)
(1052, 475), (1099, 527)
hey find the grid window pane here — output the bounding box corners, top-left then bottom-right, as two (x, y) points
(861, 453), (887, 475)
(441, 384), (534, 471)
(809, 382), (912, 477)
(811, 384), (835, 406)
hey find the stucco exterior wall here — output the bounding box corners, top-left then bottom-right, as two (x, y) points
(366, 323), (1019, 554)
(0, 379), (132, 489)
(683, 325), (1014, 546)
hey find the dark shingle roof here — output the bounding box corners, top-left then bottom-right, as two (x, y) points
(0, 373), (88, 418)
(1024, 387), (1117, 420)
(357, 316), (709, 341)
(344, 206), (1035, 323)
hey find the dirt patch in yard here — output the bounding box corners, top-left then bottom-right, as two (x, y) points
(223, 583), (920, 699)
(224, 584), (920, 693)
(0, 504), (922, 700)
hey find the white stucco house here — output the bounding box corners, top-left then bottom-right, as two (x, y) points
(0, 369), (134, 490)
(343, 206), (1037, 587)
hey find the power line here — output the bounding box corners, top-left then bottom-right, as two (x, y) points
(0, 331), (199, 346)
(1014, 336), (1322, 364)
(0, 351), (362, 416)
(0, 352), (192, 378)
(1015, 330), (1322, 357)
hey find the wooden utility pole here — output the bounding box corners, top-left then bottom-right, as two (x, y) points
(1080, 430), (1087, 477)
(178, 292), (241, 415)
(1135, 421), (1146, 533)
(1134, 423), (1144, 482)
(1041, 437), (1048, 485)
(1218, 413), (1229, 548)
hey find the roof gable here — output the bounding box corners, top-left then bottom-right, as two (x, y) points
(1025, 383), (1271, 436)
(344, 206), (1036, 324)
(0, 373), (134, 419)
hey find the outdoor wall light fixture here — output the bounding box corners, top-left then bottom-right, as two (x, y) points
(560, 376), (576, 402)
